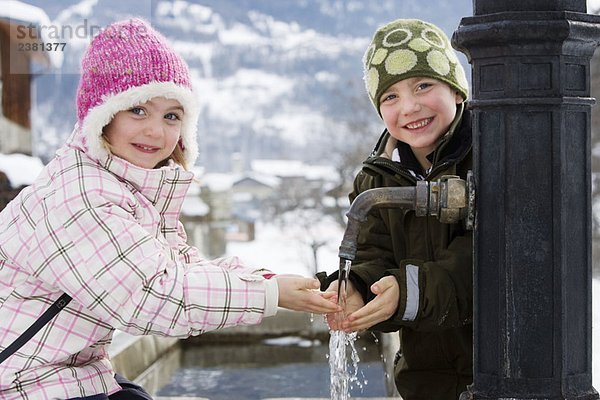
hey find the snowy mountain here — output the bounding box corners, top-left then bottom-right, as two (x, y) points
(28, 0), (471, 171)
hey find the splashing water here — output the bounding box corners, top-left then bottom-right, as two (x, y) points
(329, 330), (360, 399)
(329, 258), (364, 399)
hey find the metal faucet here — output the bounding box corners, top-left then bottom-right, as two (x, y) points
(336, 172), (475, 302)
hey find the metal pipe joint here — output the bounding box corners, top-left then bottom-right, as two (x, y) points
(338, 172), (475, 261)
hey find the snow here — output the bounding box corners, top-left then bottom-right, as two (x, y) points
(235, 172), (281, 188)
(263, 336), (322, 348)
(0, 0), (48, 23)
(195, 69), (294, 119)
(193, 69), (330, 147)
(250, 159), (338, 181)
(226, 218), (343, 277)
(201, 173), (237, 191)
(251, 159), (305, 178)
(0, 153), (44, 187)
(181, 195), (209, 217)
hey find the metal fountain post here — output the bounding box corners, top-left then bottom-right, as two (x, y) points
(453, 1), (600, 398)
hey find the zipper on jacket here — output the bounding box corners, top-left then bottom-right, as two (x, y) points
(368, 158), (418, 185)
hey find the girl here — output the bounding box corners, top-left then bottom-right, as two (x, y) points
(0, 18), (339, 400)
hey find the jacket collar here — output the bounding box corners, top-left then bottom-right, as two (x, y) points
(62, 125), (194, 211)
(100, 155), (194, 211)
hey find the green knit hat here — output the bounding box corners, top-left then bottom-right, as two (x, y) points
(363, 19), (469, 113)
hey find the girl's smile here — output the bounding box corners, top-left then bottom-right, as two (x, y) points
(132, 143), (161, 153)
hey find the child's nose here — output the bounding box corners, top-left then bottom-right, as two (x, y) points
(399, 96), (420, 115)
(142, 121), (162, 137)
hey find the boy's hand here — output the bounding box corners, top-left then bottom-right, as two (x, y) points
(340, 276), (400, 332)
(325, 280), (365, 330)
(275, 275), (341, 314)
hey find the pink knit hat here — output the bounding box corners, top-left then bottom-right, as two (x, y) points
(76, 18), (199, 166)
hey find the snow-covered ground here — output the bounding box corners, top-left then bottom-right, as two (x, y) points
(226, 219), (343, 277)
(228, 221), (600, 390)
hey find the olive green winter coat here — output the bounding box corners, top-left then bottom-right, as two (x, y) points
(326, 107), (473, 400)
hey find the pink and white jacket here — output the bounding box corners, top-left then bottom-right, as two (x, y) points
(0, 131), (278, 399)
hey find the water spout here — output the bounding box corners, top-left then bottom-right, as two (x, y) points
(338, 184), (422, 261)
(338, 173), (473, 262)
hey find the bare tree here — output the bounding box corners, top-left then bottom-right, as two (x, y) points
(319, 79), (382, 227)
(257, 79), (381, 272)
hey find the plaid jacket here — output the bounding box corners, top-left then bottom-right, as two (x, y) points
(0, 133), (275, 399)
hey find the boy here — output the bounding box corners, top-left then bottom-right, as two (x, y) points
(323, 19), (473, 400)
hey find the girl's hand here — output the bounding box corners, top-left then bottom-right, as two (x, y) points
(275, 275), (341, 314)
(340, 275), (400, 332)
(324, 280), (365, 330)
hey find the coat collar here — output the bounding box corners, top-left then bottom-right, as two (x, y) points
(62, 125), (194, 210)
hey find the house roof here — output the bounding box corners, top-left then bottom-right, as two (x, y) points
(200, 173), (237, 192)
(181, 195), (209, 217)
(233, 172), (280, 189)
(251, 159), (339, 181)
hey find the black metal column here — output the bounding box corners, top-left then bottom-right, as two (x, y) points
(453, 1), (600, 399)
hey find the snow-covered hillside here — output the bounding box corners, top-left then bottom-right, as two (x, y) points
(28, 0), (471, 171)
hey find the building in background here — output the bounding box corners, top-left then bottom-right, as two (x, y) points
(0, 0), (62, 155)
(0, 1), (61, 210)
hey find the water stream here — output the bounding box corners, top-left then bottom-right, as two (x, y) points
(329, 258), (363, 400)
(329, 330), (360, 399)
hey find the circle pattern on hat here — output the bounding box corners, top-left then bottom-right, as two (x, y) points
(408, 38), (431, 52)
(427, 50), (450, 76)
(382, 28), (412, 47)
(366, 67), (379, 99)
(421, 28), (445, 48)
(372, 48), (388, 65)
(362, 19), (469, 112)
(385, 49), (418, 75)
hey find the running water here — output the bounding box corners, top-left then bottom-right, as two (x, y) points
(329, 259), (362, 399)
(329, 330), (360, 399)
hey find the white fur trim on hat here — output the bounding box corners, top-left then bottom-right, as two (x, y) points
(81, 81), (199, 167)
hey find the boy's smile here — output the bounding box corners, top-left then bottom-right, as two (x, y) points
(404, 117), (435, 132)
(103, 97), (184, 169)
(379, 77), (463, 169)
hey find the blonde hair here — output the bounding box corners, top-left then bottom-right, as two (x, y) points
(100, 135), (188, 170)
(170, 142), (188, 170)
